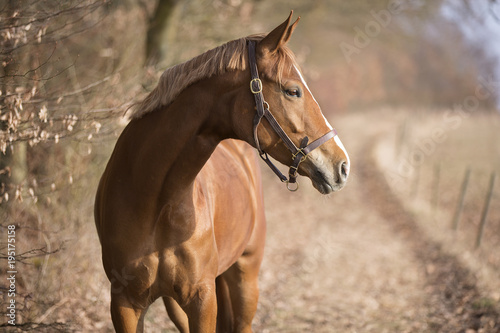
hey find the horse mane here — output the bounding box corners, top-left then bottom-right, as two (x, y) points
(131, 34), (298, 119)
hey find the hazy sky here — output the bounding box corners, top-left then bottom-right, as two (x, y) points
(442, 1), (500, 70)
(442, 0), (500, 107)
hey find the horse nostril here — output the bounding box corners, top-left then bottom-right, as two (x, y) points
(340, 161), (349, 181)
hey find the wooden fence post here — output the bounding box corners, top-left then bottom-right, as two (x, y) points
(396, 117), (408, 158)
(432, 163), (440, 213)
(475, 172), (496, 248)
(411, 162), (420, 200)
(452, 168), (471, 231)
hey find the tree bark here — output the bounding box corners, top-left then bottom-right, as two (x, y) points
(145, 0), (179, 66)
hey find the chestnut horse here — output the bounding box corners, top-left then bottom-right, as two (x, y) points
(95, 12), (349, 333)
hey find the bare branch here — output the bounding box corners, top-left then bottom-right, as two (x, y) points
(0, 243), (66, 264)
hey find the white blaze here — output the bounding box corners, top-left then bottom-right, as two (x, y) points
(334, 135), (350, 168)
(293, 65), (349, 166)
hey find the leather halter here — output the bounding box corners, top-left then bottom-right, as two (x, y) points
(248, 40), (337, 191)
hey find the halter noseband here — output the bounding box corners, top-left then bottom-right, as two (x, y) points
(248, 40), (337, 191)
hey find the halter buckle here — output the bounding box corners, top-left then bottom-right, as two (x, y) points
(291, 148), (307, 162)
(250, 78), (263, 94)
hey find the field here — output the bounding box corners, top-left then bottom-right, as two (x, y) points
(251, 109), (500, 332)
(7, 108), (499, 332)
(2, 1), (500, 332)
(146, 108), (500, 332)
(378, 109), (500, 299)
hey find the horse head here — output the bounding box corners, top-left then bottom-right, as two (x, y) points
(236, 12), (350, 194)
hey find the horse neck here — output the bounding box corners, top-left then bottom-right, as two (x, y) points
(131, 73), (241, 202)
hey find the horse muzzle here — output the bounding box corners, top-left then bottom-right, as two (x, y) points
(304, 152), (349, 194)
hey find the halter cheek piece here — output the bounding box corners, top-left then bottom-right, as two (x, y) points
(247, 40), (337, 191)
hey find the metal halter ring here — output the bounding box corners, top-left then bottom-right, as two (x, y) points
(286, 181), (299, 192)
(262, 101), (269, 110)
(250, 78), (263, 94)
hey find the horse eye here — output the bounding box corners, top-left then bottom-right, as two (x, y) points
(285, 88), (301, 98)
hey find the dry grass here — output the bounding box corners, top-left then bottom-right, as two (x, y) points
(376, 109), (500, 305)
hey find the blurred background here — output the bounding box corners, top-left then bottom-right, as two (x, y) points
(1, 0), (499, 331)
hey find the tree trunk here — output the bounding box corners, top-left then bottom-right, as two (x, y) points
(145, 0), (179, 66)
(0, 0), (28, 194)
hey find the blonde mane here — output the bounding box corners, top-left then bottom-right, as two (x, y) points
(131, 34), (298, 119)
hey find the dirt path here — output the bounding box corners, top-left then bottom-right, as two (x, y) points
(252, 110), (499, 333)
(141, 110), (499, 332)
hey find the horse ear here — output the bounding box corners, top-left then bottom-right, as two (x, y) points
(258, 11), (300, 55)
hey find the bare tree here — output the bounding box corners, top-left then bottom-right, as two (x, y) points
(0, 1), (138, 329)
(144, 0), (180, 66)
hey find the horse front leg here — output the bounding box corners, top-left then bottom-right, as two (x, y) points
(181, 281), (218, 333)
(163, 296), (189, 333)
(163, 243), (219, 333)
(223, 256), (261, 333)
(110, 293), (146, 333)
